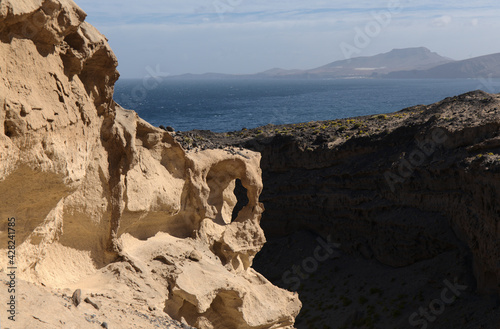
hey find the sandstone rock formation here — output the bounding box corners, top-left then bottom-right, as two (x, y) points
(0, 1), (300, 328)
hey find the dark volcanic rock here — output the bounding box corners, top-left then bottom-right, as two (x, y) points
(176, 90), (500, 296)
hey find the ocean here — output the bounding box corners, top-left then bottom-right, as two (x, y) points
(113, 78), (500, 133)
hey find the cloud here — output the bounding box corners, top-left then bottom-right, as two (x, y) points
(75, 0), (500, 34)
(76, 0), (500, 22)
(431, 15), (453, 27)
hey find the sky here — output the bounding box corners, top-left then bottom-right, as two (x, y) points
(75, 0), (500, 78)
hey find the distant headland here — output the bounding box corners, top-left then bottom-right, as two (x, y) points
(167, 47), (500, 80)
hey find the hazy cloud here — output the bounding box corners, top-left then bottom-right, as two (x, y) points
(431, 15), (453, 27)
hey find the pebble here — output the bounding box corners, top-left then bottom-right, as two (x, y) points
(188, 250), (202, 262)
(72, 289), (82, 307)
(85, 297), (101, 310)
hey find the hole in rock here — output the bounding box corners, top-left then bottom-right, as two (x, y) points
(4, 121), (15, 138)
(64, 32), (85, 52)
(232, 179), (249, 221)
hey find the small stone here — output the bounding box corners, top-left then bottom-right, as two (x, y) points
(166, 126), (175, 132)
(101, 322), (108, 328)
(72, 289), (81, 307)
(188, 250), (202, 262)
(85, 297), (100, 310)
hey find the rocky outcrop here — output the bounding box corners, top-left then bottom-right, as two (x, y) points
(177, 91), (500, 297)
(0, 1), (300, 328)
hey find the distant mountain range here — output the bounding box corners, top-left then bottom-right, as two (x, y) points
(384, 53), (500, 79)
(168, 47), (500, 80)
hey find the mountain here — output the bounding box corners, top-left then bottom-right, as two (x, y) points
(168, 47), (500, 80)
(256, 67), (306, 77)
(384, 53), (500, 78)
(167, 47), (456, 79)
(281, 47), (454, 78)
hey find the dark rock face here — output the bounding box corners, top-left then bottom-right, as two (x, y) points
(177, 90), (500, 296)
(259, 92), (500, 296)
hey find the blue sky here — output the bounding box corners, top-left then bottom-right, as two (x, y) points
(76, 0), (500, 78)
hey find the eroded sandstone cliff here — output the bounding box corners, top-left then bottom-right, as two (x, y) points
(0, 1), (300, 328)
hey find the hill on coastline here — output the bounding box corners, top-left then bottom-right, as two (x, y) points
(271, 47), (453, 78)
(384, 53), (500, 79)
(168, 47), (500, 80)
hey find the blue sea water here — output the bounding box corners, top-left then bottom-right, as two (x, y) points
(113, 78), (500, 133)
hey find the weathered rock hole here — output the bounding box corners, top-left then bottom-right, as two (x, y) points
(4, 121), (16, 138)
(64, 32), (85, 52)
(4, 121), (12, 138)
(213, 241), (228, 265)
(232, 179), (248, 222)
(57, 11), (68, 28)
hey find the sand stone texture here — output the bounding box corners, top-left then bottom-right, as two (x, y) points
(0, 1), (301, 328)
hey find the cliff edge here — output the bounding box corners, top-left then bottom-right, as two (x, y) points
(0, 1), (300, 328)
(177, 91), (500, 297)
(176, 91), (500, 327)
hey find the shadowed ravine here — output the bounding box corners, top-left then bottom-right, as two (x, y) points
(175, 91), (500, 328)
